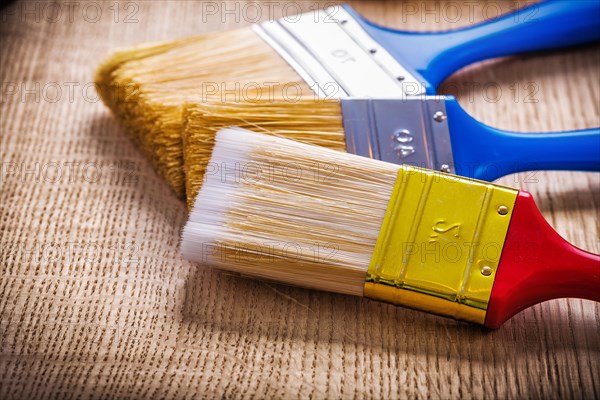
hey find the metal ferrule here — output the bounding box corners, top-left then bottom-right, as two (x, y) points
(253, 6), (425, 98)
(365, 166), (518, 324)
(341, 97), (456, 174)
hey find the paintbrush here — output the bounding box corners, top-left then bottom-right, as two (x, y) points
(181, 98), (600, 208)
(96, 1), (600, 198)
(181, 127), (600, 328)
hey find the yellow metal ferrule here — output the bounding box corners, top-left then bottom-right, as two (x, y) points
(364, 166), (518, 324)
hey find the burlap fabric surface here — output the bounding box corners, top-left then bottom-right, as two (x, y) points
(1, 1), (599, 398)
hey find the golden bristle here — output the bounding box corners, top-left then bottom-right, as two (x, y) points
(182, 99), (346, 208)
(181, 128), (398, 296)
(95, 27), (313, 198)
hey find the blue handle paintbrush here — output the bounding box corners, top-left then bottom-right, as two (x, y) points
(97, 0), (600, 198)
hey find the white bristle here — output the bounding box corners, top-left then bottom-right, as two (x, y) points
(181, 128), (400, 296)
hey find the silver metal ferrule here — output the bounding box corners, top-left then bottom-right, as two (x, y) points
(340, 97), (455, 173)
(253, 6), (426, 98)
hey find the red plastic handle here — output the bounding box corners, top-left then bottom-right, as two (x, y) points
(485, 191), (600, 328)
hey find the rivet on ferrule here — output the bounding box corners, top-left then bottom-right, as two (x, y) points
(433, 111), (447, 122)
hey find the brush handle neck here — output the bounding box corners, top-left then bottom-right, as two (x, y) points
(485, 191), (600, 328)
(444, 98), (600, 181)
(345, 1), (600, 92)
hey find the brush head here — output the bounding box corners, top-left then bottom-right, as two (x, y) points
(95, 27), (313, 198)
(181, 127), (398, 296)
(182, 99), (346, 208)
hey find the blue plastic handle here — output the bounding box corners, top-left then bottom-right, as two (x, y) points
(443, 98), (600, 181)
(344, 1), (600, 93)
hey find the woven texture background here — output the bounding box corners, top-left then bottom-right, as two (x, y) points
(1, 1), (599, 398)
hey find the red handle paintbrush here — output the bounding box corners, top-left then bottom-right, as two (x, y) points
(181, 128), (600, 328)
